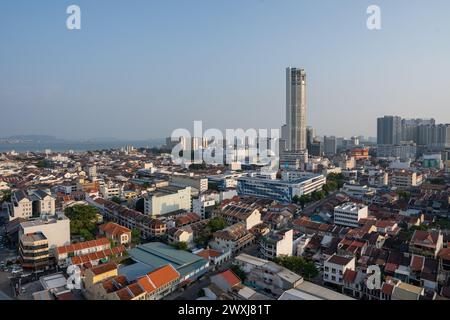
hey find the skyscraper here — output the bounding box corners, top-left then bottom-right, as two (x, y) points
(286, 67), (307, 151)
(324, 136), (337, 156)
(377, 116), (402, 145)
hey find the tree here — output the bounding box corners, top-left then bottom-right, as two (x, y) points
(36, 160), (47, 168)
(111, 196), (122, 204)
(171, 241), (189, 251)
(197, 289), (206, 297)
(327, 173), (345, 188)
(64, 205), (98, 239)
(194, 230), (212, 248)
(135, 198), (145, 214)
(300, 261), (319, 279)
(230, 265), (246, 282)
(207, 217), (227, 232)
(131, 228), (141, 245)
(0, 189), (11, 203)
(274, 255), (319, 280)
(298, 195), (311, 208)
(311, 191), (326, 202)
(397, 190), (411, 201)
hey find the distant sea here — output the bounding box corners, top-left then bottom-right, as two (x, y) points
(0, 140), (165, 153)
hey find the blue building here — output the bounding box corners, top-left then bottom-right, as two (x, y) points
(121, 242), (209, 283)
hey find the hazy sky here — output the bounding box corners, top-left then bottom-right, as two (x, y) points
(1, 0), (450, 140)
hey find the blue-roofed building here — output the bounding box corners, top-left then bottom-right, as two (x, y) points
(121, 242), (209, 283)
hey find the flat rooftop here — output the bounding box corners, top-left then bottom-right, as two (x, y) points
(20, 214), (68, 228)
(40, 273), (68, 291)
(21, 232), (47, 242)
(335, 202), (367, 212)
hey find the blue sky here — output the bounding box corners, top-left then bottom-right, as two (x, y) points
(1, 0), (450, 140)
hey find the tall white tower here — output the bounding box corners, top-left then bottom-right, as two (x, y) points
(286, 67), (307, 151)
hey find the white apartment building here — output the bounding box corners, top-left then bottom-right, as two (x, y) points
(214, 204), (262, 230)
(171, 174), (208, 193)
(323, 255), (356, 286)
(334, 202), (368, 228)
(8, 190), (33, 220)
(192, 192), (219, 219)
(144, 185), (191, 217)
(234, 253), (303, 296)
(259, 229), (293, 260)
(341, 184), (376, 200)
(7, 190), (56, 221)
(390, 170), (423, 189)
(100, 182), (123, 200)
(19, 214), (71, 250)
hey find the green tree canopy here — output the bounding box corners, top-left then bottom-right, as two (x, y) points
(171, 241), (189, 251)
(274, 255), (319, 280)
(207, 217), (228, 232)
(230, 265), (246, 282)
(64, 205), (98, 239)
(131, 228), (141, 245)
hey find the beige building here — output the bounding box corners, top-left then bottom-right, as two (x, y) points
(84, 262), (119, 290)
(334, 202), (369, 228)
(7, 190), (56, 221)
(214, 204), (262, 230)
(391, 170), (423, 189)
(99, 222), (131, 246)
(171, 174), (208, 193)
(234, 253), (303, 296)
(144, 185), (191, 217)
(210, 223), (254, 254)
(167, 227), (194, 248)
(323, 255), (356, 286)
(20, 232), (50, 271)
(19, 214), (70, 250)
(259, 229), (293, 260)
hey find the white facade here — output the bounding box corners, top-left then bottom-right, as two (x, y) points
(171, 175), (208, 193)
(100, 182), (123, 200)
(260, 229), (293, 260)
(323, 255), (356, 286)
(391, 170), (423, 189)
(334, 202), (368, 228)
(341, 184), (376, 200)
(19, 215), (71, 250)
(7, 190), (55, 221)
(285, 67), (307, 151)
(192, 193), (218, 219)
(144, 186), (191, 217)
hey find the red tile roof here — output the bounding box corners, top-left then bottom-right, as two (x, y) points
(100, 222), (131, 237)
(410, 230), (440, 247)
(438, 248), (450, 261)
(196, 249), (222, 259)
(57, 237), (110, 255)
(410, 255), (425, 272)
(88, 262), (117, 276)
(70, 245), (126, 266)
(327, 255), (353, 266)
(384, 263), (398, 273)
(137, 264), (180, 294)
(146, 264), (180, 288)
(343, 269), (357, 283)
(381, 283), (394, 296)
(219, 270), (241, 287)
